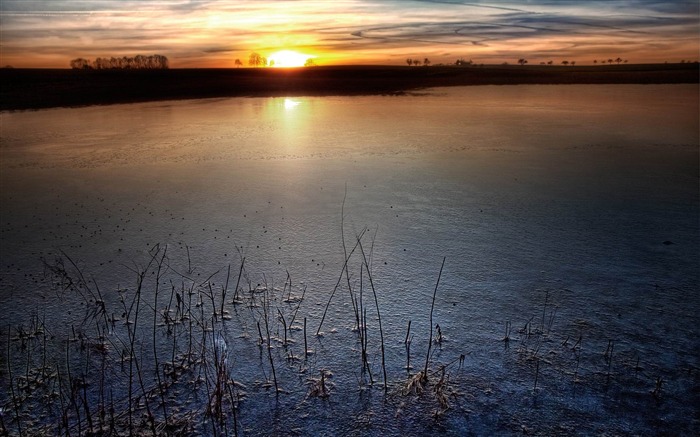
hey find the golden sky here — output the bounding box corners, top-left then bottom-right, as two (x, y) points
(1, 1), (698, 68)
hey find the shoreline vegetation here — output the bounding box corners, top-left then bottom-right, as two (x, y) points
(4, 243), (695, 435)
(1, 63), (698, 111)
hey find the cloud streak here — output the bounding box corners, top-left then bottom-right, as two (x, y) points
(0, 1), (697, 67)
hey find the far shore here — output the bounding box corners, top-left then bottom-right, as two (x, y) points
(1, 63), (698, 111)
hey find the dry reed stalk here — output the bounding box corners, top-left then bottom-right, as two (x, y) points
(221, 263), (231, 317)
(304, 317), (308, 358)
(340, 187), (361, 333)
(232, 257), (245, 304)
(356, 236), (387, 390)
(317, 229), (366, 336)
(261, 287), (279, 394)
(6, 326), (23, 437)
(152, 246), (169, 423)
(359, 263), (371, 381)
(405, 320), (412, 373)
(423, 257), (446, 384)
(503, 321), (512, 343)
(288, 284), (306, 330)
(277, 309), (288, 346)
(56, 364), (69, 436)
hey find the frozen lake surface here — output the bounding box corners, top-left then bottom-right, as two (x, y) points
(1, 85), (698, 435)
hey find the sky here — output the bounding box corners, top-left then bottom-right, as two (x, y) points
(0, 0), (698, 68)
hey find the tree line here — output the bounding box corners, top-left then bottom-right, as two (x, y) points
(241, 52), (317, 68)
(69, 54), (169, 70)
(406, 58), (431, 66)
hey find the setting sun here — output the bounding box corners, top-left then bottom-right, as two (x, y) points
(268, 50), (314, 68)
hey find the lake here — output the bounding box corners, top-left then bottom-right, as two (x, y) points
(1, 85), (698, 435)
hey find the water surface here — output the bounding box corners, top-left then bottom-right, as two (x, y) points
(1, 85), (698, 435)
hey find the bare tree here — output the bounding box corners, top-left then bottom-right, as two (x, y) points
(406, 58), (413, 66)
(423, 58), (431, 66)
(517, 58), (527, 66)
(615, 57), (622, 64)
(234, 59), (242, 68)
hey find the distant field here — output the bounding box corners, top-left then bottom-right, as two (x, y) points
(1, 63), (698, 110)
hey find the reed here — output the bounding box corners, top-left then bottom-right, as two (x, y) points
(405, 320), (413, 373)
(5, 242), (679, 435)
(260, 284), (279, 394)
(503, 321), (512, 344)
(304, 317), (309, 359)
(231, 257), (245, 304)
(152, 246), (169, 424)
(359, 263), (372, 383)
(340, 187), (361, 335)
(317, 228), (366, 336)
(357, 235), (388, 391)
(220, 263), (231, 318)
(6, 327), (23, 437)
(651, 376), (663, 400)
(422, 257), (446, 384)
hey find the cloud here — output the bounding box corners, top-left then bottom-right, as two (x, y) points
(0, 0), (697, 67)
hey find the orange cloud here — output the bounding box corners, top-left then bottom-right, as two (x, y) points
(0, 1), (697, 67)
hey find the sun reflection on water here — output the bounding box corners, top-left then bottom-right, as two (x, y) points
(284, 98), (301, 110)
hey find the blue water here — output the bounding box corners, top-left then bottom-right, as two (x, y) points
(1, 85), (698, 435)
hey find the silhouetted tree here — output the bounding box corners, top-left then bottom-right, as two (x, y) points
(561, 60), (569, 66)
(517, 58), (527, 66)
(234, 59), (242, 68)
(571, 61), (576, 66)
(249, 52), (264, 67)
(304, 58), (317, 67)
(70, 58), (91, 69)
(70, 54), (168, 70)
(593, 60), (597, 64)
(607, 58), (613, 64)
(406, 58), (413, 66)
(423, 58), (431, 66)
(615, 57), (622, 64)
(547, 60), (553, 65)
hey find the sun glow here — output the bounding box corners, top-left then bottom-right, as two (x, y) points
(269, 50), (314, 67)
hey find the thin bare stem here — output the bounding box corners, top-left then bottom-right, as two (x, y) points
(317, 229), (366, 336)
(423, 256), (446, 383)
(356, 235), (387, 391)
